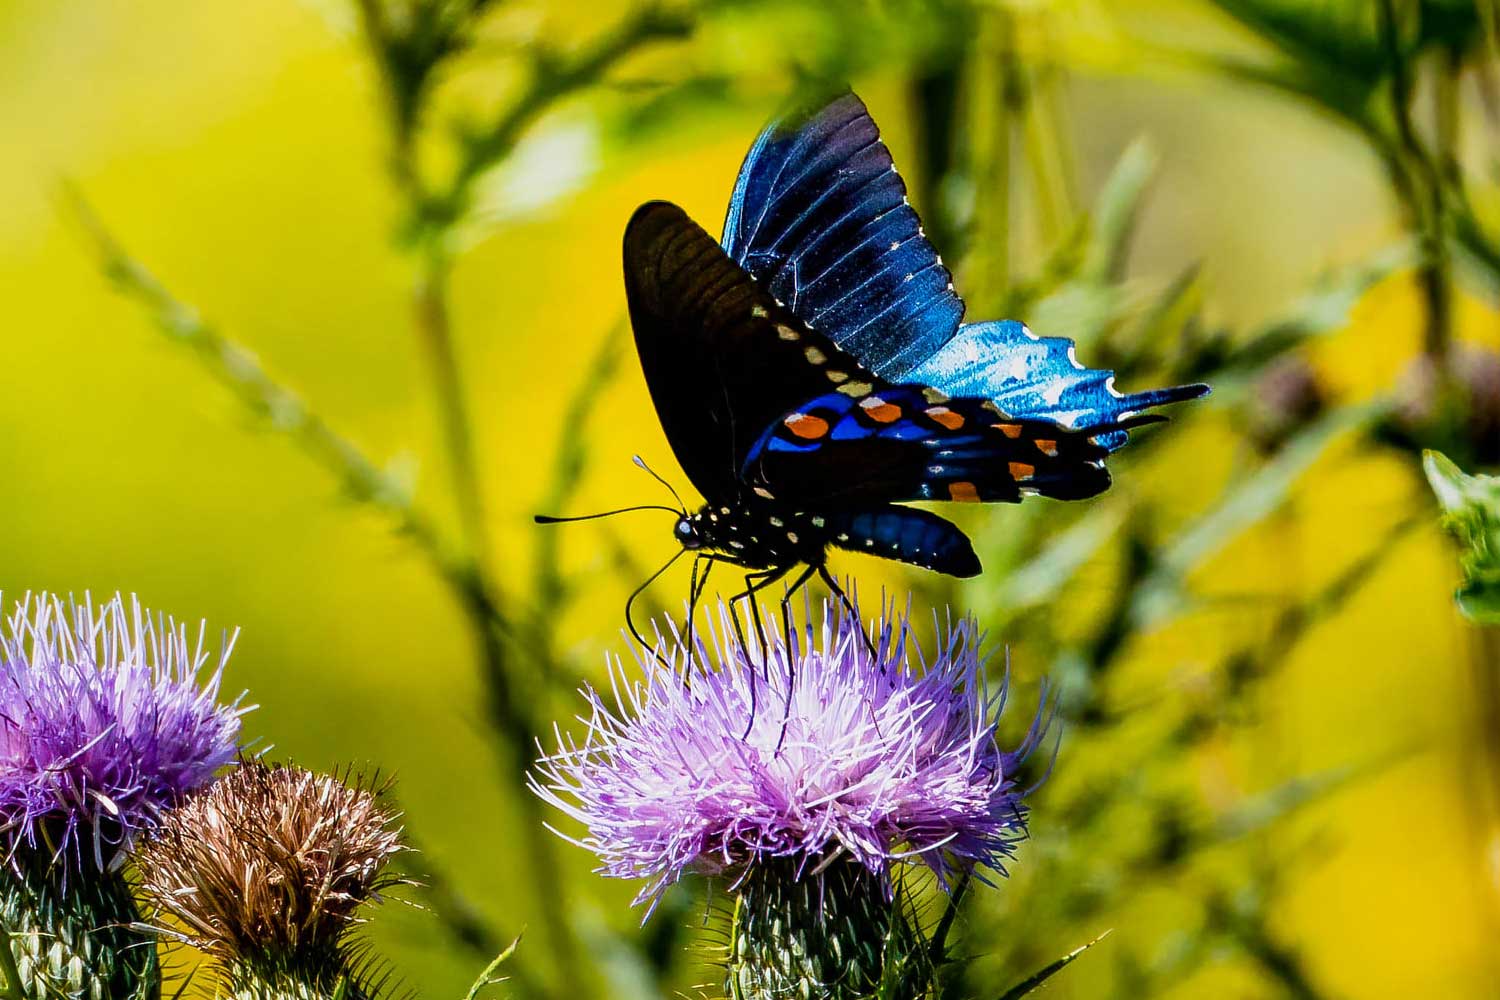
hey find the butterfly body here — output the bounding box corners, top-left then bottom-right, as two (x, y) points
(675, 497), (830, 571)
(674, 495), (984, 579)
(613, 92), (1208, 625)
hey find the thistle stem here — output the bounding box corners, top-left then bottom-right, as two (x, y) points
(1376, 0), (1453, 362)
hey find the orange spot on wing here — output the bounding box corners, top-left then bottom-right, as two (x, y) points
(926, 406), (965, 430)
(1034, 439), (1058, 457)
(994, 423), (1023, 438)
(860, 398), (902, 423)
(948, 481), (981, 503)
(1009, 462), (1036, 481)
(784, 413), (830, 440)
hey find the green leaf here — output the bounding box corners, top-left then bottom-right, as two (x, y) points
(994, 930), (1113, 1000)
(465, 937), (522, 1000)
(1423, 451), (1500, 624)
(1116, 265), (1202, 372)
(1082, 138), (1158, 284)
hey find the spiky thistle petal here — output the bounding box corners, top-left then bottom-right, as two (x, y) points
(531, 599), (1051, 908)
(0, 592), (247, 873)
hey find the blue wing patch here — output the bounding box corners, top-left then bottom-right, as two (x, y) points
(744, 386), (1116, 505)
(721, 93), (965, 379)
(721, 95), (1205, 449)
(904, 320), (1209, 450)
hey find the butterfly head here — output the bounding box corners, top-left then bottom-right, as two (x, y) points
(673, 514), (704, 550)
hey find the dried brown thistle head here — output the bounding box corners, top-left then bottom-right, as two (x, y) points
(135, 759), (408, 990)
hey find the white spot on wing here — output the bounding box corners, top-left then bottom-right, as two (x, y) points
(1049, 409), (1088, 428)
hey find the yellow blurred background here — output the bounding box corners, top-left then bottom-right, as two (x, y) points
(2, 0), (1498, 997)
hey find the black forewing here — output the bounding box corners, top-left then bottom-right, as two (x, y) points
(623, 200), (889, 502)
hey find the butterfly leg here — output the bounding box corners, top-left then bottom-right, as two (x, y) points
(730, 568), (789, 669)
(817, 564), (877, 658)
(724, 565), (792, 739)
(684, 554), (715, 669)
(773, 563), (818, 753)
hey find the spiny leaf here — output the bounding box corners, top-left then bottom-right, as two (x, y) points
(994, 930), (1112, 1000)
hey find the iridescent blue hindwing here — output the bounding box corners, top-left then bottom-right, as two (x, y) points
(904, 320), (1209, 451)
(722, 93), (964, 379)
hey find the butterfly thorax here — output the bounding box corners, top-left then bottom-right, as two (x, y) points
(675, 497), (829, 569)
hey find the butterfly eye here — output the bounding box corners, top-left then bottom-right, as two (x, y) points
(674, 517), (702, 549)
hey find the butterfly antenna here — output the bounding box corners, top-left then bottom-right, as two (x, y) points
(633, 455), (687, 514)
(626, 548), (686, 663)
(533, 505), (681, 524)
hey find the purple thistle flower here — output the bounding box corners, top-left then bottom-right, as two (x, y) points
(531, 599), (1052, 912)
(0, 593), (248, 872)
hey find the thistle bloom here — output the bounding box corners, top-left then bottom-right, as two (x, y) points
(136, 761), (407, 998)
(531, 599), (1052, 910)
(0, 593), (246, 871)
(0, 593), (245, 1000)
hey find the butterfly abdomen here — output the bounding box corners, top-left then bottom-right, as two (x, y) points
(826, 505), (980, 578)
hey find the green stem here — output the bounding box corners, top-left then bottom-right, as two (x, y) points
(409, 249), (578, 997)
(0, 918), (24, 1000)
(430, 6), (692, 233)
(1376, 0), (1452, 361)
(69, 192), (463, 578)
(413, 249), (495, 577)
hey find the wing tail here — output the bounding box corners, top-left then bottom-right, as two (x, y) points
(904, 320), (1208, 447)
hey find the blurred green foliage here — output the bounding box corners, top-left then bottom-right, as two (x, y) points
(5, 0), (1500, 997)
